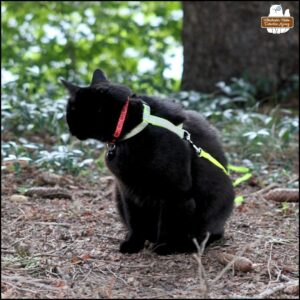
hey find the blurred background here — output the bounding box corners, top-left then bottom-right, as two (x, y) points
(1, 1), (299, 184)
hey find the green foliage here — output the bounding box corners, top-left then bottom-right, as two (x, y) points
(2, 80), (66, 137)
(2, 1), (183, 175)
(2, 138), (104, 176)
(2, 73), (298, 180)
(175, 77), (299, 168)
(2, 1), (182, 95)
(281, 202), (290, 213)
(4, 255), (40, 270)
(1, 1), (298, 181)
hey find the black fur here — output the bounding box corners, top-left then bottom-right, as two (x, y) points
(63, 69), (235, 255)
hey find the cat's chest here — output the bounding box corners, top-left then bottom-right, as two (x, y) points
(105, 132), (156, 177)
(104, 143), (144, 176)
(105, 127), (192, 193)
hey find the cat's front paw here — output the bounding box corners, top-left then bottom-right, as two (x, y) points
(119, 238), (144, 254)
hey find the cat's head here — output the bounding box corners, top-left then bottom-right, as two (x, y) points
(61, 69), (133, 142)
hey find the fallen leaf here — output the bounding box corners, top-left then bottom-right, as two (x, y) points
(54, 280), (67, 288)
(236, 203), (248, 213)
(80, 253), (92, 261)
(282, 265), (298, 274)
(71, 255), (81, 264)
(82, 211), (93, 217)
(82, 228), (94, 237)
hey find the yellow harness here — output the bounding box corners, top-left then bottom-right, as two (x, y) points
(118, 102), (252, 204)
(122, 103), (229, 174)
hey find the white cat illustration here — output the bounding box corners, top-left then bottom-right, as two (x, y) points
(267, 5), (290, 34)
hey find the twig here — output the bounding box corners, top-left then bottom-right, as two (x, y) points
(231, 280), (298, 299)
(244, 183), (279, 198)
(236, 230), (296, 244)
(10, 214), (25, 226)
(264, 188), (299, 202)
(8, 236), (31, 248)
(1, 249), (16, 254)
(2, 250), (60, 258)
(274, 269), (293, 282)
(33, 222), (71, 228)
(60, 243), (75, 255)
(105, 276), (116, 299)
(105, 267), (129, 286)
(32, 252), (62, 258)
(73, 190), (99, 197)
(93, 260), (151, 268)
(25, 187), (72, 199)
(267, 242), (273, 286)
(2, 275), (62, 291)
(3, 280), (40, 294)
(82, 268), (93, 282)
(287, 175), (299, 185)
(96, 234), (121, 241)
(244, 175), (298, 199)
(193, 232), (210, 298)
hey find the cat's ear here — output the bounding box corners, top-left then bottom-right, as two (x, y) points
(90, 69), (108, 86)
(60, 79), (80, 96)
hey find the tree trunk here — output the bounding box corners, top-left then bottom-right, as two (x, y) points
(181, 1), (299, 93)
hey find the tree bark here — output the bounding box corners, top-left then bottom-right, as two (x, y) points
(181, 1), (299, 92)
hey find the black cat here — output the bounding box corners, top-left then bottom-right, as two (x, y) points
(62, 69), (234, 255)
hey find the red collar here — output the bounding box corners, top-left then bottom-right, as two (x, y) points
(111, 96), (130, 143)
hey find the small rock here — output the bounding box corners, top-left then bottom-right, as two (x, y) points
(10, 194), (28, 203)
(127, 277), (135, 284)
(284, 284), (299, 295)
(37, 172), (62, 185)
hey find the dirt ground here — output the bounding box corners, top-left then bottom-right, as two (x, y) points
(1, 166), (299, 299)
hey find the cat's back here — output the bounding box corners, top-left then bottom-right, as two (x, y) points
(139, 96), (227, 167)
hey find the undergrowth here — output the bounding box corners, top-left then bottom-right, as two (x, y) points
(1, 76), (299, 186)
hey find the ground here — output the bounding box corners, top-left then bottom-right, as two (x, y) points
(1, 166), (299, 299)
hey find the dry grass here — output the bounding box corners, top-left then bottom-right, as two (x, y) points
(1, 166), (299, 299)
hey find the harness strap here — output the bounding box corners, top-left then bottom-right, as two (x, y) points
(117, 101), (252, 205)
(200, 151), (228, 175)
(122, 103), (228, 175)
(227, 164), (252, 186)
(122, 103), (185, 140)
(122, 121), (148, 140)
(142, 104), (185, 139)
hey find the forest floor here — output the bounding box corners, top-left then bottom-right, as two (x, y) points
(1, 164), (299, 299)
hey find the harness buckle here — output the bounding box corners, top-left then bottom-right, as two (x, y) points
(106, 143), (116, 160)
(192, 144), (202, 155)
(183, 130), (191, 141)
(183, 130), (202, 155)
